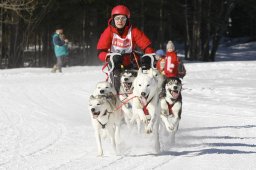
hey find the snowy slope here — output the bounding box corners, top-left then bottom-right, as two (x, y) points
(1, 42), (256, 170)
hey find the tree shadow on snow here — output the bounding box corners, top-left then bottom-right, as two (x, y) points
(124, 147), (256, 157)
(160, 148), (256, 157)
(180, 125), (256, 132)
(156, 124), (256, 157)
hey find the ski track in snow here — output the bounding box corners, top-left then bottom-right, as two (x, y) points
(1, 56), (256, 169)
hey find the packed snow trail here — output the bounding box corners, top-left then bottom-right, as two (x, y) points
(1, 43), (256, 169)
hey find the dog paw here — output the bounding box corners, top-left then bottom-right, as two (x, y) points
(139, 115), (147, 124)
(145, 125), (153, 134)
(97, 150), (103, 157)
(145, 128), (152, 134)
(167, 125), (175, 132)
(97, 153), (103, 157)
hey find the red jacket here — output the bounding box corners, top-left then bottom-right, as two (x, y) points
(156, 58), (165, 72)
(97, 19), (154, 66)
(164, 51), (179, 78)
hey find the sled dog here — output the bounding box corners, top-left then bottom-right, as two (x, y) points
(160, 77), (182, 144)
(152, 68), (165, 94)
(132, 68), (160, 152)
(119, 70), (137, 125)
(93, 81), (117, 97)
(92, 81), (121, 118)
(89, 95), (123, 156)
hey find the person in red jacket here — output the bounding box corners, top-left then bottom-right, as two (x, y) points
(155, 49), (166, 74)
(164, 40), (186, 79)
(97, 5), (154, 91)
(164, 41), (179, 78)
(160, 40), (186, 97)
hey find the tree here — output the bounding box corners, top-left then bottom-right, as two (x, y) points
(184, 0), (236, 61)
(0, 0), (53, 68)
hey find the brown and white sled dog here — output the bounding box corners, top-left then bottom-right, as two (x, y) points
(160, 77), (182, 144)
(119, 70), (137, 125)
(132, 68), (160, 153)
(89, 95), (123, 156)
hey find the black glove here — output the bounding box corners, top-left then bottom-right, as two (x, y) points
(108, 54), (123, 70)
(141, 56), (151, 70)
(112, 55), (123, 65)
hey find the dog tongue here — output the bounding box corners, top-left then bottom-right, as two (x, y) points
(141, 97), (147, 105)
(172, 91), (179, 99)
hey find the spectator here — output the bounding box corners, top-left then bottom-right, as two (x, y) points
(51, 26), (69, 73)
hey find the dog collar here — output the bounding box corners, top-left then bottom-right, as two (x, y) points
(97, 110), (111, 129)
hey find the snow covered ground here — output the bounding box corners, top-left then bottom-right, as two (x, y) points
(1, 42), (256, 170)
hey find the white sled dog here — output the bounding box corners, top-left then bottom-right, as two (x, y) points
(152, 68), (165, 94)
(89, 95), (123, 156)
(93, 81), (117, 97)
(132, 68), (160, 152)
(119, 70), (137, 125)
(160, 77), (182, 144)
(92, 81), (122, 121)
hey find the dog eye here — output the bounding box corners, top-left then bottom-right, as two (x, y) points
(106, 87), (109, 88)
(97, 103), (101, 105)
(147, 84), (150, 87)
(139, 84), (141, 86)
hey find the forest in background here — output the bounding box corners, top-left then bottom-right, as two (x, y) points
(0, 0), (255, 68)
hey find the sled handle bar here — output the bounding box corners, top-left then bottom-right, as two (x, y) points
(141, 53), (156, 70)
(104, 53), (122, 74)
(103, 52), (156, 75)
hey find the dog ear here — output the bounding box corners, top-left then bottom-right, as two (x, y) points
(138, 68), (142, 75)
(90, 95), (95, 100)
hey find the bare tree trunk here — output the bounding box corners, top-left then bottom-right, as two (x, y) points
(8, 13), (24, 68)
(190, 0), (202, 60)
(184, 0), (191, 60)
(0, 7), (3, 67)
(201, 0), (211, 61)
(210, 1), (235, 61)
(196, 0), (202, 60)
(140, 0), (145, 31)
(34, 33), (37, 66)
(159, 0), (164, 49)
(42, 26), (48, 67)
(38, 32), (42, 66)
(82, 6), (87, 65)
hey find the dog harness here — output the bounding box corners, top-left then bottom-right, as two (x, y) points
(97, 110), (111, 129)
(139, 96), (154, 116)
(166, 101), (174, 115)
